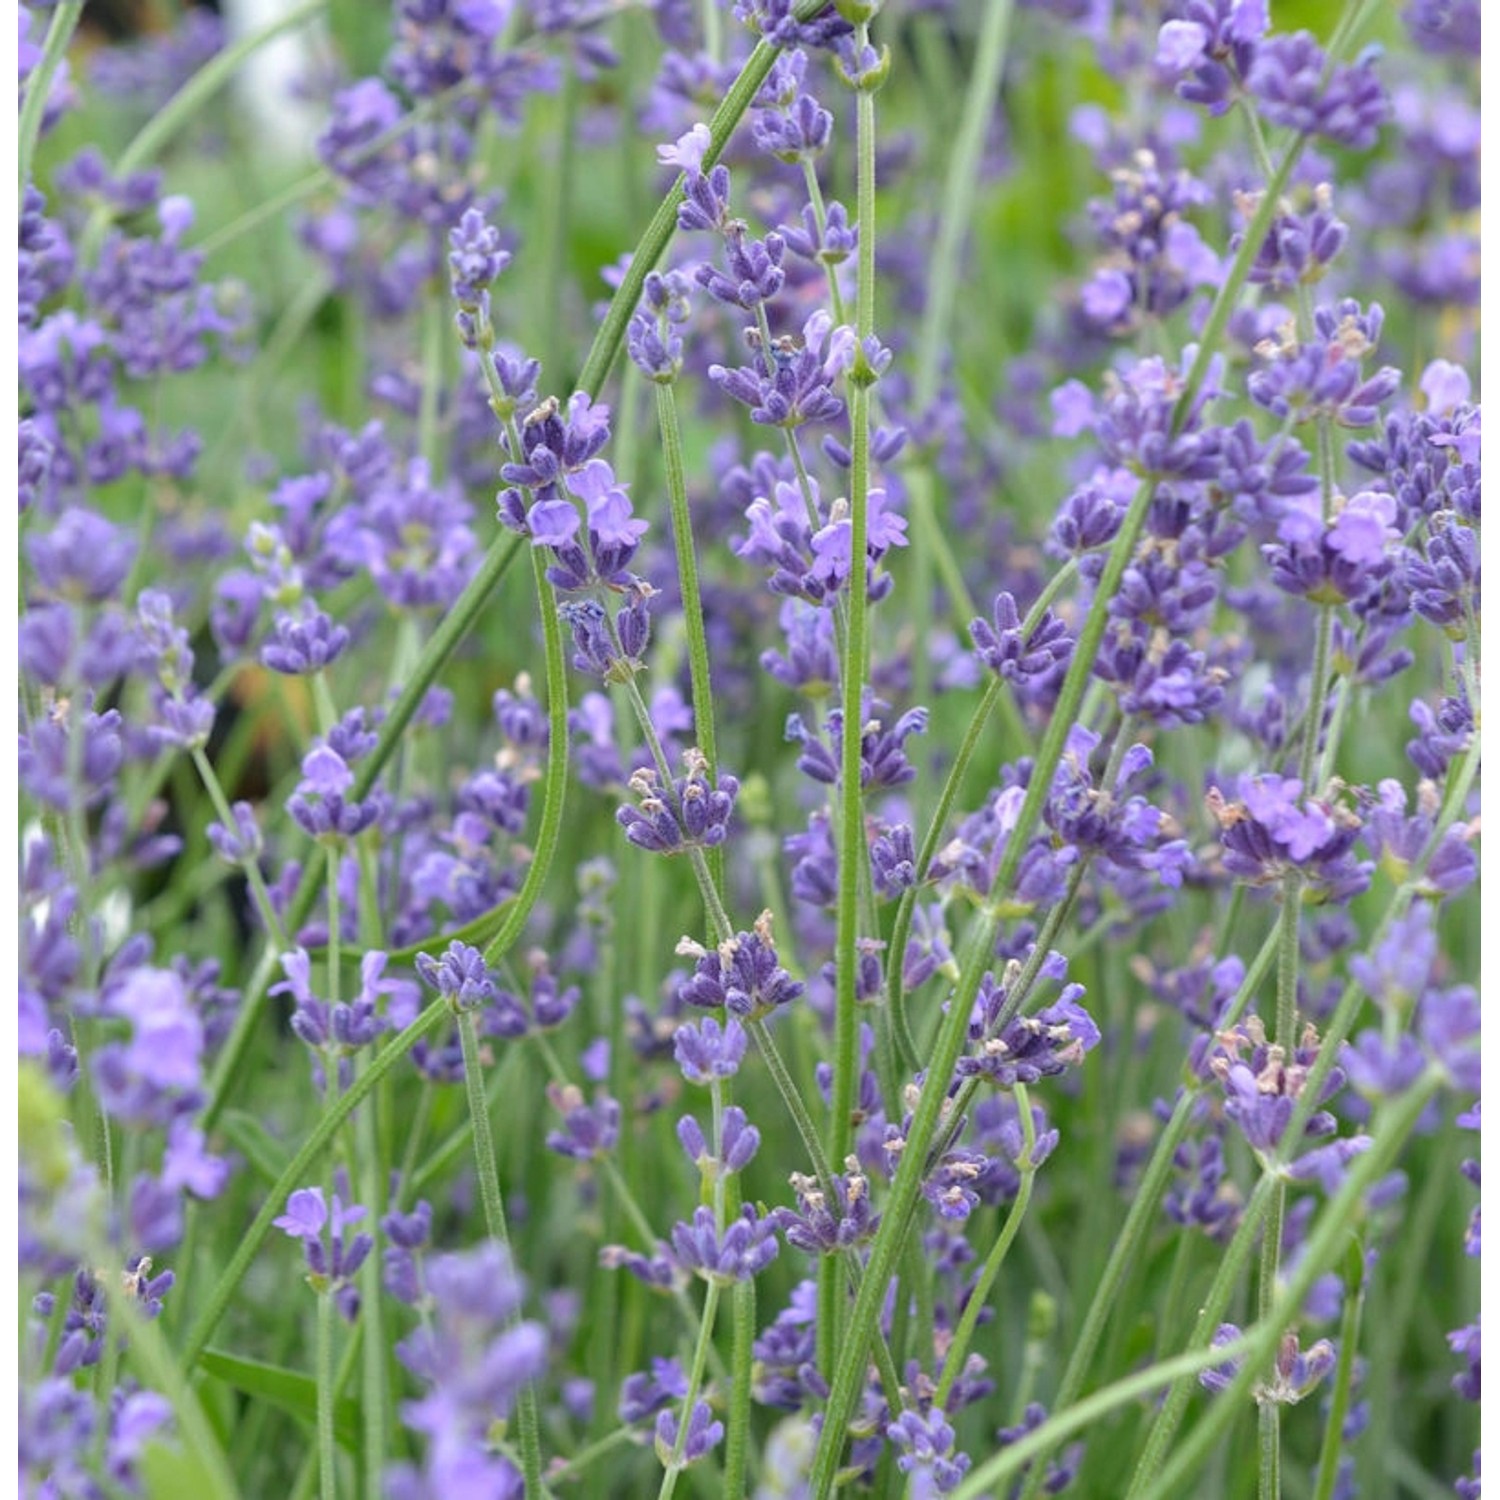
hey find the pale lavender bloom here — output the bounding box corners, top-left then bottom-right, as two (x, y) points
(658, 122), (711, 171)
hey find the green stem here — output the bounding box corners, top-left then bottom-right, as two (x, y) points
(80, 0), (328, 259)
(656, 379), (722, 896)
(316, 1290), (337, 1500)
(1126, 1175), (1277, 1495)
(1259, 871), (1305, 1500)
(108, 1268), (243, 1500)
(657, 1282), (723, 1500)
(353, 1055), (390, 1489)
(832, 10), (880, 1200)
(910, 0), (1013, 408)
(1137, 1075), (1446, 1500)
(934, 1082), (1036, 1409)
(950, 1333), (1266, 1500)
(190, 746), (288, 949)
(461, 983), (543, 1500)
(724, 1277), (756, 1499)
(201, 533), (527, 1133)
(1311, 1248), (1366, 1500)
(17, 0), (84, 212)
(885, 558), (1079, 1037)
(539, 69), (579, 384)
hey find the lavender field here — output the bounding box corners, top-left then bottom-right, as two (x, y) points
(16, 1), (1482, 1497)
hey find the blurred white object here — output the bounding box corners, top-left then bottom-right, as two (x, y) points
(221, 0), (329, 160)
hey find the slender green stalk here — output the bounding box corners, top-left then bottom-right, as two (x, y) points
(353, 1058), (390, 1489)
(17, 0), (84, 211)
(1126, 1175), (1277, 1495)
(107, 1265), (243, 1500)
(832, 10), (881, 1217)
(1137, 1074), (1446, 1500)
(910, 0), (1014, 406)
(657, 1282), (723, 1500)
(656, 379), (723, 895)
(885, 558), (1079, 1036)
(1312, 1247), (1366, 1500)
(79, 0), (327, 260)
(1259, 871), (1305, 1500)
(934, 1083), (1036, 1409)
(460, 1008), (545, 1494)
(316, 1288), (337, 1500)
(949, 1332), (1263, 1500)
(538, 69), (579, 384)
(190, 746), (288, 948)
(724, 1277), (756, 1499)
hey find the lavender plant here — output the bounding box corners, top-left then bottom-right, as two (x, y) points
(17, 2), (1481, 1498)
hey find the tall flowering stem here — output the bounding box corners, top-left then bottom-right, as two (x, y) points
(808, 120), (1308, 1500)
(831, 3), (881, 1196)
(1127, 731), (1480, 1492)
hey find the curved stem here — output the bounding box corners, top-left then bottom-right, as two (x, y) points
(17, 0), (84, 212)
(80, 0), (328, 260)
(656, 1282), (723, 1500)
(934, 1083), (1035, 1410)
(656, 380), (723, 897)
(910, 0), (1014, 409)
(485, 549), (570, 968)
(202, 533), (527, 1132)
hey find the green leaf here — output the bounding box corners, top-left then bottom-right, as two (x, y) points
(138, 1439), (229, 1500)
(201, 1347), (362, 1454)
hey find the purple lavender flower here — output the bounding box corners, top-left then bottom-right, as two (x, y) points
(273, 1186), (373, 1321)
(1207, 774), (1372, 901)
(673, 1015), (748, 1083)
(669, 1203), (780, 1283)
(261, 606), (351, 675)
(678, 1105), (761, 1176)
(617, 750), (739, 854)
(677, 911), (804, 1019)
(392, 1242), (547, 1496)
(1248, 33), (1390, 149)
(544, 1082), (621, 1160)
(654, 1399), (723, 1467)
(775, 1163), (880, 1254)
(286, 744), (381, 843)
(887, 1407), (970, 1496)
